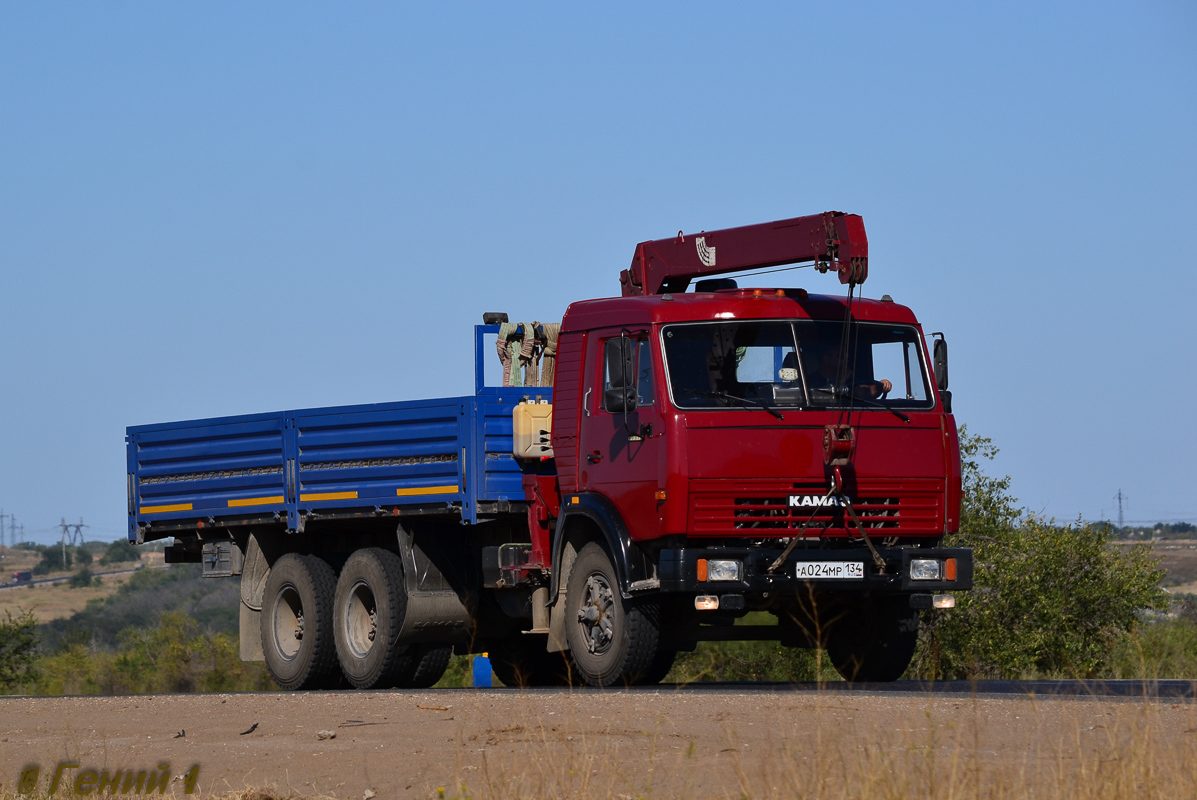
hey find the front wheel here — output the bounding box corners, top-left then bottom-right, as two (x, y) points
(564, 542), (660, 687)
(826, 595), (919, 683)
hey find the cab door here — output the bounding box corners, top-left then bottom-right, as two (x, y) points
(577, 328), (664, 540)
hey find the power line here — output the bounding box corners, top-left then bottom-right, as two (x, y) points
(59, 517), (88, 566)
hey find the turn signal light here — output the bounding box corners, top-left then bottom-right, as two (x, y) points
(697, 559), (708, 582)
(945, 558), (957, 581)
(655, 490), (667, 501)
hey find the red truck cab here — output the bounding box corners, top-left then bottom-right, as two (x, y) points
(527, 213), (971, 686)
(556, 289), (961, 542)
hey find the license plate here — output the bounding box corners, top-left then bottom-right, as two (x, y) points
(795, 561), (864, 580)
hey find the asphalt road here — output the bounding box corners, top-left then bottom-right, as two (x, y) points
(667, 678), (1197, 698)
(0, 563), (157, 591)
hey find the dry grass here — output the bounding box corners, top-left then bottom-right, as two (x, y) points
(1117, 541), (1197, 588)
(0, 571), (137, 623)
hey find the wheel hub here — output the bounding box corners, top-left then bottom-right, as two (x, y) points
(576, 573), (615, 654)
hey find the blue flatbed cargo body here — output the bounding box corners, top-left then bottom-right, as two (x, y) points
(125, 326), (551, 541)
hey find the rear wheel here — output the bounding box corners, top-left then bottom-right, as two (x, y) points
(827, 595), (919, 683)
(261, 554), (339, 690)
(393, 644), (453, 688)
(490, 636), (573, 687)
(564, 542), (660, 687)
(333, 548), (411, 689)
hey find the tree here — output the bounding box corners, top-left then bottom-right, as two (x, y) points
(68, 568), (96, 588)
(33, 547), (71, 575)
(911, 429), (1168, 679)
(99, 539), (141, 565)
(0, 609), (40, 691)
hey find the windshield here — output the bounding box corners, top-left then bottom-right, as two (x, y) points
(661, 320), (934, 411)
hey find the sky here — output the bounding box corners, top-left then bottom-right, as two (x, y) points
(0, 2), (1193, 545)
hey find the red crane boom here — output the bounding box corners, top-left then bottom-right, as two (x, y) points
(619, 211), (868, 297)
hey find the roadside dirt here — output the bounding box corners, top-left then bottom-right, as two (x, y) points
(1, 689), (1194, 798)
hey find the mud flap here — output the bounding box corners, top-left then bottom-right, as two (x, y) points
(239, 534), (271, 662)
(546, 539), (577, 653)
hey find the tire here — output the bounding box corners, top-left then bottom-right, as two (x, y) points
(564, 542), (661, 687)
(635, 648), (677, 686)
(490, 636), (574, 687)
(261, 553), (340, 690)
(333, 548), (412, 690)
(827, 595), (919, 683)
(393, 644), (453, 689)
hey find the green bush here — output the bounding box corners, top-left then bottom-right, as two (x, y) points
(1106, 615), (1197, 679)
(912, 430), (1168, 679)
(32, 547), (71, 575)
(668, 640), (836, 683)
(99, 539), (141, 565)
(68, 568), (97, 588)
(0, 609), (39, 691)
(434, 654), (475, 688)
(30, 611), (276, 696)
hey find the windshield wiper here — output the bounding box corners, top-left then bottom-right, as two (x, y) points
(827, 386), (911, 423)
(683, 388), (785, 421)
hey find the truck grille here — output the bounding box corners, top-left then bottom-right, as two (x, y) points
(690, 479), (943, 537)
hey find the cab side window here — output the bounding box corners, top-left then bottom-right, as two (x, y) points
(602, 337), (653, 411)
(636, 339), (655, 406)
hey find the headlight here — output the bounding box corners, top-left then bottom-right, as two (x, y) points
(910, 559), (942, 581)
(698, 559), (742, 582)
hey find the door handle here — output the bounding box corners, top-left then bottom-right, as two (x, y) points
(587, 451), (603, 464)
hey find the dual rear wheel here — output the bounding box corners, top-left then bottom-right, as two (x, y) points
(260, 549), (451, 690)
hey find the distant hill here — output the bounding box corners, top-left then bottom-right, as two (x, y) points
(39, 564), (239, 652)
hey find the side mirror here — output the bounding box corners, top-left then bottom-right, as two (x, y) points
(932, 335), (949, 392)
(604, 386), (638, 413)
(604, 337), (638, 412)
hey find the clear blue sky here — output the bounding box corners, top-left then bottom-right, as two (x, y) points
(1, 3), (1193, 545)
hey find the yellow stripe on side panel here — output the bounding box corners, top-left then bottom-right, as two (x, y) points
(228, 496), (285, 508)
(396, 485), (459, 497)
(299, 491), (359, 502)
(139, 503), (193, 515)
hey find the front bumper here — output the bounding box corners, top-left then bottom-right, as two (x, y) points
(658, 546), (973, 595)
